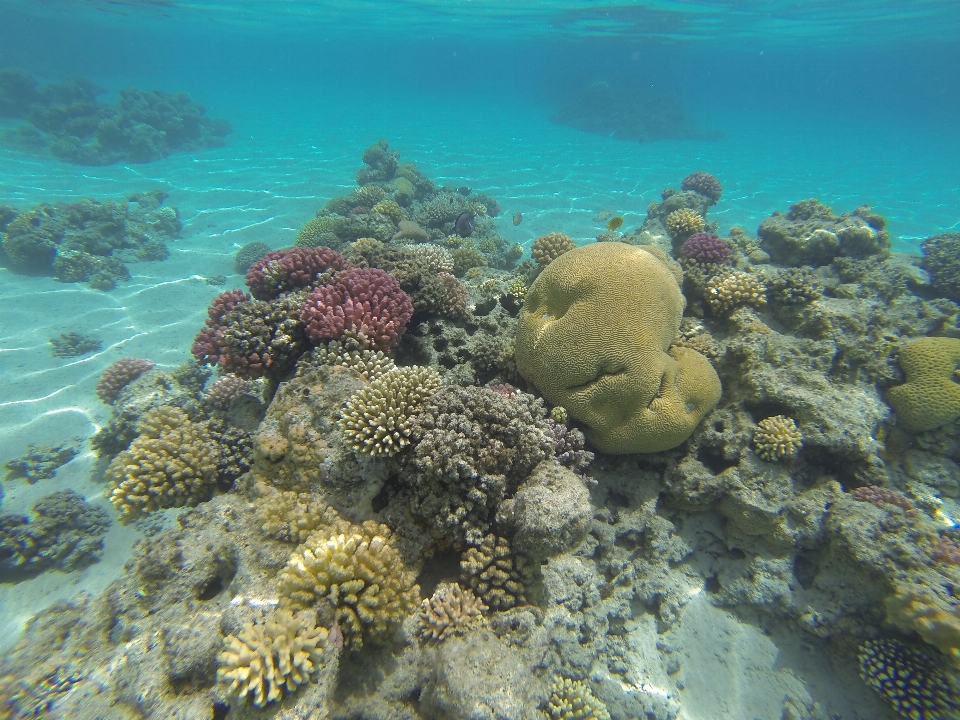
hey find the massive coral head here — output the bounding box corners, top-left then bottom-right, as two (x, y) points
(190, 289), (250, 365)
(300, 267), (414, 352)
(680, 232), (733, 264)
(245, 246), (347, 300)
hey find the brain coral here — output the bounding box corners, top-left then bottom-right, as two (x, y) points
(515, 243), (721, 454)
(218, 608), (327, 707)
(105, 406), (218, 520)
(300, 267), (414, 352)
(886, 337), (960, 432)
(277, 520), (420, 647)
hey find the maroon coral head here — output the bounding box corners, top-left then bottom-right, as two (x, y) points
(681, 171), (723, 204)
(245, 246), (347, 300)
(680, 232), (733, 264)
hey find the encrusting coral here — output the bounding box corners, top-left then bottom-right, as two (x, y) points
(752, 415), (802, 462)
(338, 365), (442, 457)
(886, 336), (960, 433)
(418, 583), (487, 642)
(105, 406), (219, 520)
(95, 357), (155, 404)
(277, 519), (420, 647)
(546, 677), (612, 720)
(516, 242), (720, 454)
(217, 608), (328, 708)
(531, 232), (576, 266)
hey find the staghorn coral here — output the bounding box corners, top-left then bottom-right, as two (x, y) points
(277, 520), (420, 647)
(516, 243), (720, 454)
(679, 232), (732, 264)
(253, 489), (347, 544)
(95, 357), (156, 404)
(531, 232), (576, 266)
(300, 338), (397, 382)
(203, 374), (251, 410)
(705, 270), (767, 314)
(338, 366), (442, 457)
(301, 267), (414, 352)
(217, 608), (328, 708)
(406, 385), (554, 544)
(752, 415), (802, 462)
(245, 246), (347, 300)
(546, 677), (612, 720)
(460, 533), (527, 610)
(105, 406), (219, 521)
(886, 337), (960, 432)
(217, 293), (308, 379)
(664, 208), (704, 239)
(858, 639), (959, 720)
(680, 171), (723, 204)
(418, 583), (487, 642)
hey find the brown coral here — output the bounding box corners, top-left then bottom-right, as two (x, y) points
(418, 583), (487, 641)
(203, 373), (251, 410)
(531, 232), (576, 266)
(461, 534), (527, 610)
(95, 357), (155, 404)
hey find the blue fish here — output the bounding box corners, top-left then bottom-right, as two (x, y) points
(452, 211), (475, 238)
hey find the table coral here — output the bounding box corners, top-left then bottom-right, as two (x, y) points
(95, 357), (155, 404)
(546, 677), (611, 720)
(339, 365), (442, 457)
(106, 406), (219, 520)
(277, 520), (420, 647)
(418, 583), (487, 642)
(680, 171), (723, 205)
(301, 267), (414, 351)
(245, 246), (347, 300)
(217, 608), (328, 707)
(705, 270), (767, 314)
(531, 232), (576, 266)
(516, 242), (721, 454)
(752, 415), (802, 462)
(886, 337), (960, 432)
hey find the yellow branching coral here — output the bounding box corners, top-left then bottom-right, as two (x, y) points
(253, 489), (349, 544)
(532, 232), (576, 266)
(338, 366), (442, 457)
(418, 582), (487, 642)
(546, 678), (611, 720)
(753, 415), (802, 462)
(106, 406), (218, 521)
(277, 521), (420, 647)
(705, 270), (767, 313)
(664, 208), (704, 239)
(217, 608), (327, 707)
(371, 199), (405, 224)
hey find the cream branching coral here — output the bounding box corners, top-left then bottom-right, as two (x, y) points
(532, 232), (576, 266)
(278, 520), (420, 647)
(664, 208), (704, 239)
(705, 270), (767, 313)
(217, 608), (327, 707)
(338, 365), (442, 457)
(546, 677), (611, 720)
(418, 583), (487, 642)
(253, 489), (349, 544)
(106, 406), (218, 520)
(401, 243), (455, 274)
(302, 338), (397, 382)
(753, 415), (802, 462)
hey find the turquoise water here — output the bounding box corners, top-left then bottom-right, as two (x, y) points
(2, 2), (960, 719)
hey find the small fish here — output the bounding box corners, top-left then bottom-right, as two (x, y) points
(606, 216), (624, 231)
(593, 210), (613, 222)
(513, 212), (523, 226)
(457, 186), (472, 197)
(452, 211), (475, 238)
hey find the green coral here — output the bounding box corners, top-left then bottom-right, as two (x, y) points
(516, 242), (721, 454)
(338, 366), (442, 457)
(295, 215), (343, 248)
(886, 337), (960, 432)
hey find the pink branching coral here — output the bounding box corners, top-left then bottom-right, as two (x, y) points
(851, 485), (916, 516)
(680, 232), (733, 264)
(96, 357), (155, 403)
(437, 272), (468, 318)
(300, 268), (413, 352)
(681, 171), (723, 204)
(931, 535), (960, 565)
(245, 246), (347, 300)
(191, 289), (250, 365)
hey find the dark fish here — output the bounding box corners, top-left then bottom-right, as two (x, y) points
(606, 216), (624, 231)
(457, 186), (472, 197)
(513, 212), (523, 226)
(452, 211), (475, 238)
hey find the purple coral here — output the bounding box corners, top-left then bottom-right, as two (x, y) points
(681, 171), (723, 204)
(300, 268), (414, 351)
(680, 232), (733, 264)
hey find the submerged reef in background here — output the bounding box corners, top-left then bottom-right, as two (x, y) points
(0, 67), (231, 165)
(8, 147), (960, 719)
(0, 189), (179, 289)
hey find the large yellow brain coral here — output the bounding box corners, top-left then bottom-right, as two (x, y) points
(886, 337), (960, 432)
(515, 243), (721, 454)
